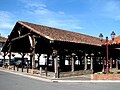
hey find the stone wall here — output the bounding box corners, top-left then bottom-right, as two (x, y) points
(60, 70), (93, 77)
(91, 74), (120, 80)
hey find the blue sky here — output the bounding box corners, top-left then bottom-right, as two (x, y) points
(0, 0), (120, 39)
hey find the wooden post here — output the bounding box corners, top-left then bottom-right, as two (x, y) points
(116, 59), (118, 70)
(71, 57), (74, 72)
(21, 53), (25, 72)
(8, 52), (11, 66)
(102, 57), (105, 72)
(110, 58), (112, 69)
(39, 67), (42, 75)
(37, 54), (40, 70)
(30, 55), (32, 69)
(59, 54), (65, 71)
(71, 53), (75, 72)
(53, 50), (58, 78)
(84, 53), (88, 70)
(45, 66), (47, 76)
(27, 59), (29, 73)
(30, 35), (36, 74)
(32, 36), (35, 69)
(45, 54), (50, 76)
(54, 56), (58, 78)
(31, 53), (35, 70)
(13, 64), (15, 70)
(17, 65), (19, 71)
(99, 57), (101, 65)
(90, 53), (94, 72)
(3, 52), (6, 68)
(78, 55), (83, 70)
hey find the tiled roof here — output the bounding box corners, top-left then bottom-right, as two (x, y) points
(108, 35), (120, 45)
(18, 21), (102, 46)
(0, 36), (7, 42)
(114, 36), (120, 44)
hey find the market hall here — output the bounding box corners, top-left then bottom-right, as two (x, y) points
(2, 21), (120, 78)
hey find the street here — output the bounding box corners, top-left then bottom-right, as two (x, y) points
(0, 71), (120, 90)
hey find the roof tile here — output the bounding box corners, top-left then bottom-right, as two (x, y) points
(18, 21), (102, 46)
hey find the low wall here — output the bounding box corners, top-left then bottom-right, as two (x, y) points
(60, 70), (93, 77)
(91, 74), (120, 80)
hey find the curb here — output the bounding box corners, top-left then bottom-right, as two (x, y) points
(52, 79), (120, 83)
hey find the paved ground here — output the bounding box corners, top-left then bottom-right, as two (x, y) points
(0, 67), (92, 81)
(0, 67), (120, 83)
(1, 71), (120, 90)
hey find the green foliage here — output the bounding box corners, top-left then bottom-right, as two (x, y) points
(109, 72), (114, 74)
(116, 72), (120, 74)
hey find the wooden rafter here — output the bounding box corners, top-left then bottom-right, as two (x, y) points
(11, 33), (31, 42)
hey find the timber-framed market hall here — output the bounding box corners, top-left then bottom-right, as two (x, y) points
(2, 21), (120, 78)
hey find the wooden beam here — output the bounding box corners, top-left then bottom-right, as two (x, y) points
(18, 21), (54, 40)
(11, 33), (31, 42)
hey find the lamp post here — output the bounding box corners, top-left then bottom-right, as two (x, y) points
(99, 31), (115, 73)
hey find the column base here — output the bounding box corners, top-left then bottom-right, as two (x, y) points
(71, 69), (74, 72)
(54, 73), (58, 78)
(31, 69), (37, 74)
(90, 69), (94, 73)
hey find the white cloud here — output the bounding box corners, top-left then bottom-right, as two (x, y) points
(58, 11), (65, 15)
(18, 0), (83, 31)
(34, 9), (51, 15)
(19, 0), (46, 10)
(25, 2), (46, 8)
(41, 19), (83, 30)
(0, 0), (83, 37)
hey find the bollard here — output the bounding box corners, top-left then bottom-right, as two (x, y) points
(14, 65), (15, 70)
(45, 67), (47, 76)
(22, 66), (23, 72)
(58, 67), (60, 78)
(27, 65), (29, 73)
(39, 67), (42, 75)
(17, 65), (19, 71)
